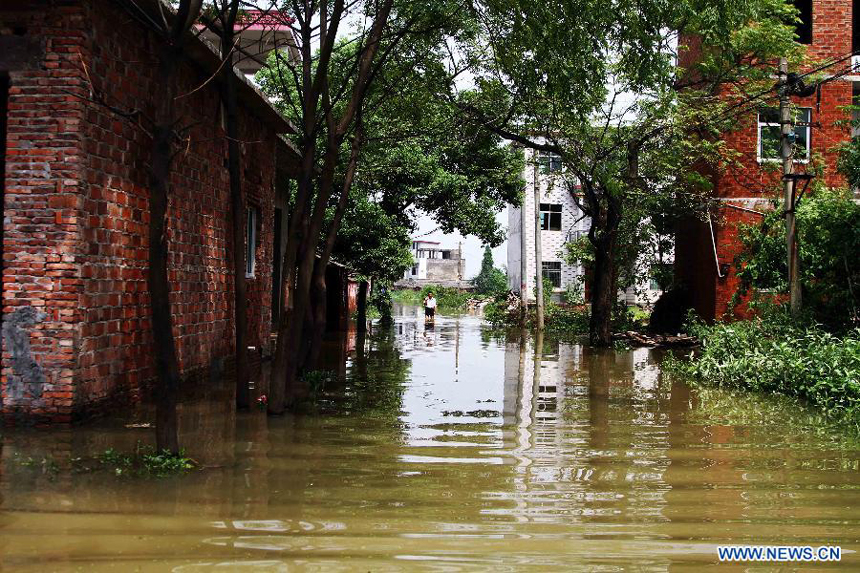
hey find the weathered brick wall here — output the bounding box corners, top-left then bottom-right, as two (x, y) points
(1, 2), (88, 422)
(676, 0), (853, 320)
(2, 0), (279, 422)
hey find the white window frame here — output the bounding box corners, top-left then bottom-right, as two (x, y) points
(757, 107), (811, 164)
(246, 205), (258, 278)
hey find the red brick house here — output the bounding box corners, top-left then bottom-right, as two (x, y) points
(675, 0), (858, 320)
(0, 0), (306, 422)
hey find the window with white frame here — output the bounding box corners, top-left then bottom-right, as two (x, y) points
(539, 203), (562, 231)
(246, 205), (259, 277)
(758, 107), (811, 162)
(542, 261), (562, 288)
(537, 150), (563, 173)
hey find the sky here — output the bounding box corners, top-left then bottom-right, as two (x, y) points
(414, 209), (510, 279)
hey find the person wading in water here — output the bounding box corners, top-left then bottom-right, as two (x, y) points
(423, 292), (437, 322)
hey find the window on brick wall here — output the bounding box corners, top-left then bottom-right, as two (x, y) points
(246, 205), (259, 277)
(539, 203), (562, 231)
(542, 261), (562, 288)
(792, 0), (812, 45)
(855, 0), (860, 52)
(758, 107), (810, 162)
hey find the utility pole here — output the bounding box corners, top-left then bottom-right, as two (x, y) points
(519, 164), (529, 324)
(779, 57), (802, 316)
(533, 157), (545, 330)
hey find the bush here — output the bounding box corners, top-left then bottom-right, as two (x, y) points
(391, 285), (475, 308)
(733, 188), (860, 331)
(668, 318), (860, 433)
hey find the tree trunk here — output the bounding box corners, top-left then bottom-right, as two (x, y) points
(305, 263), (328, 372)
(589, 230), (618, 346)
(221, 38), (250, 410)
(149, 49), (182, 454)
(268, 156), (313, 415)
(357, 280), (368, 333)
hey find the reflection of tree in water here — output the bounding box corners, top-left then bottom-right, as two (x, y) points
(334, 324), (411, 420)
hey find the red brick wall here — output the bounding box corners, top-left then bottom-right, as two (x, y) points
(1, 3), (88, 422)
(676, 0), (854, 320)
(2, 0), (279, 422)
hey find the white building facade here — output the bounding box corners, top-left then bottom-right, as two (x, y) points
(508, 150), (589, 301)
(396, 239), (470, 289)
(508, 149), (669, 305)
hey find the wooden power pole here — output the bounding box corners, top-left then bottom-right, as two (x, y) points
(533, 157), (545, 330)
(779, 57), (802, 316)
(519, 168), (529, 324)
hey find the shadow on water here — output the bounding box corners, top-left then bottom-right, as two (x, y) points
(1, 304), (859, 570)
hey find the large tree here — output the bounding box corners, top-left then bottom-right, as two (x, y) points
(256, 0), (522, 412)
(459, 0), (804, 344)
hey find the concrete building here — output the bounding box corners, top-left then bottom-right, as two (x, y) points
(675, 0), (858, 320)
(197, 10), (300, 84)
(396, 239), (469, 289)
(0, 1), (364, 423)
(508, 149), (668, 305)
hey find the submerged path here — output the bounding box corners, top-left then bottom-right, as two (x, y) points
(1, 307), (859, 570)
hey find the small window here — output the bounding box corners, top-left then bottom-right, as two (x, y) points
(411, 264), (419, 276)
(758, 107), (810, 162)
(246, 205), (259, 277)
(537, 150), (563, 173)
(542, 261), (562, 288)
(539, 203), (562, 231)
(792, 0), (812, 45)
(854, 0), (860, 52)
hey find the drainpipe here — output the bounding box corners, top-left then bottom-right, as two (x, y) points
(708, 211), (725, 279)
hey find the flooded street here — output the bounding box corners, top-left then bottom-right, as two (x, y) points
(2, 307), (860, 571)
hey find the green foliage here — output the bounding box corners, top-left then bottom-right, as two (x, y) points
(256, 31), (525, 284)
(733, 188), (860, 330)
(466, 0), (803, 341)
(472, 247), (508, 295)
(334, 192), (413, 284)
(371, 282), (394, 324)
(485, 294), (642, 337)
(533, 276), (554, 308)
(668, 318), (860, 434)
(562, 281), (585, 306)
(98, 446), (196, 478)
(392, 285), (475, 309)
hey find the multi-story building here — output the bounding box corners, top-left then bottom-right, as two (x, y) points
(508, 150), (589, 300)
(397, 240), (468, 289)
(508, 149), (668, 304)
(675, 0), (857, 320)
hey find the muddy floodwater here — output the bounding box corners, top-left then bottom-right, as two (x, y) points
(2, 306), (859, 571)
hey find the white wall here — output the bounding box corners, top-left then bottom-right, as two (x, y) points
(508, 149), (588, 300)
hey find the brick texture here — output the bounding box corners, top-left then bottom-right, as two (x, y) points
(676, 0), (854, 320)
(2, 0), (282, 422)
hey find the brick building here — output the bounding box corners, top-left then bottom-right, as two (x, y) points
(675, 0), (858, 320)
(0, 0), (308, 422)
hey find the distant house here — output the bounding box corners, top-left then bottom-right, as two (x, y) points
(508, 148), (670, 305)
(396, 240), (469, 289)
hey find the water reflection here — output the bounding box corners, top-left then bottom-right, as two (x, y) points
(1, 308), (859, 570)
